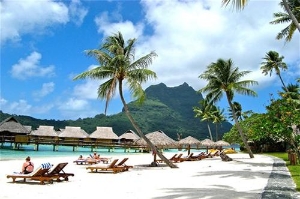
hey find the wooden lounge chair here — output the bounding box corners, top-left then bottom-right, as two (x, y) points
(47, 162), (74, 182)
(179, 153), (194, 162)
(156, 154), (178, 163)
(86, 159), (123, 174)
(172, 153), (183, 162)
(116, 158), (133, 171)
(6, 163), (55, 184)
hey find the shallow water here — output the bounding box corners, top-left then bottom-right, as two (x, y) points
(0, 142), (238, 161)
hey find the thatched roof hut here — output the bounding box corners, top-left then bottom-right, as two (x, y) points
(30, 125), (58, 137)
(0, 116), (30, 135)
(135, 130), (177, 148)
(58, 126), (88, 138)
(119, 130), (140, 141)
(89, 127), (118, 139)
(178, 136), (201, 154)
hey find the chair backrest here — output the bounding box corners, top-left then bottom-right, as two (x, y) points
(30, 165), (52, 177)
(108, 159), (119, 168)
(48, 162), (68, 174)
(176, 154), (183, 159)
(170, 154), (177, 160)
(117, 158), (128, 166)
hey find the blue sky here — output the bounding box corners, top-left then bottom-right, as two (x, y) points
(1, 0), (299, 121)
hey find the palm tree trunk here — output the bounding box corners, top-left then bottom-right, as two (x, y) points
(278, 73), (287, 90)
(282, 0), (300, 32)
(226, 93), (254, 158)
(118, 81), (178, 168)
(207, 122), (213, 141)
(215, 124), (218, 141)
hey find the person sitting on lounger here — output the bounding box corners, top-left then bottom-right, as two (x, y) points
(22, 156), (34, 174)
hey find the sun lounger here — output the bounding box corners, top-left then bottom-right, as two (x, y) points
(172, 153), (183, 162)
(179, 153), (194, 162)
(47, 162), (74, 181)
(86, 159), (123, 174)
(156, 154), (178, 163)
(116, 158), (133, 171)
(6, 162), (55, 184)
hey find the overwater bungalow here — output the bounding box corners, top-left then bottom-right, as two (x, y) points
(29, 125), (58, 150)
(58, 126), (89, 151)
(0, 116), (30, 147)
(119, 130), (140, 144)
(89, 127), (119, 151)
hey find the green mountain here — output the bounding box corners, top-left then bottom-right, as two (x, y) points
(0, 82), (232, 140)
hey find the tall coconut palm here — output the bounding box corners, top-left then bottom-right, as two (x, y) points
(73, 32), (177, 168)
(270, 0), (300, 42)
(210, 105), (226, 141)
(221, 0), (300, 32)
(193, 99), (214, 140)
(198, 58), (258, 158)
(260, 50), (288, 89)
(228, 101), (243, 121)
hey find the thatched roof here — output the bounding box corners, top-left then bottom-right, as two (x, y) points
(178, 136), (201, 145)
(58, 126), (88, 138)
(30, 125), (58, 137)
(89, 127), (118, 139)
(135, 130), (177, 148)
(0, 117), (30, 134)
(200, 139), (215, 146)
(119, 130), (140, 140)
(215, 140), (230, 146)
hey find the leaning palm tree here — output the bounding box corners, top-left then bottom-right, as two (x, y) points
(193, 99), (214, 141)
(199, 58), (258, 158)
(73, 31), (177, 168)
(221, 0), (300, 32)
(270, 0), (300, 42)
(260, 50), (288, 90)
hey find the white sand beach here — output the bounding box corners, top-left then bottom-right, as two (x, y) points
(0, 152), (295, 199)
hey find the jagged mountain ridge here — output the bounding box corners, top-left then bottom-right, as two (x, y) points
(0, 82), (232, 140)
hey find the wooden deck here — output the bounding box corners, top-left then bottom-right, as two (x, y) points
(0, 135), (149, 152)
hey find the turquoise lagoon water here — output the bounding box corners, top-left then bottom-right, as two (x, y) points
(0, 143), (238, 161)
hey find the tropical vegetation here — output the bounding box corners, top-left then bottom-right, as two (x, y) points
(198, 58), (258, 158)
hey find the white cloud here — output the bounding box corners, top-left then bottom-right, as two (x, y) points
(11, 51), (55, 80)
(1, 0), (69, 44)
(69, 0), (88, 26)
(58, 98), (89, 111)
(95, 11), (144, 40)
(6, 100), (32, 115)
(132, 0), (299, 91)
(33, 82), (55, 99)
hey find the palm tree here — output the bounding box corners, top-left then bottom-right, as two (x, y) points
(270, 0), (300, 42)
(73, 31), (177, 168)
(211, 105), (226, 141)
(260, 50), (288, 89)
(221, 0), (300, 32)
(279, 83), (300, 105)
(228, 101), (243, 121)
(198, 58), (258, 158)
(193, 99), (214, 141)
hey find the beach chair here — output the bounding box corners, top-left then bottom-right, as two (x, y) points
(86, 159), (123, 174)
(179, 153), (194, 162)
(156, 154), (178, 163)
(172, 153), (183, 162)
(47, 162), (74, 182)
(6, 162), (55, 185)
(116, 158), (133, 171)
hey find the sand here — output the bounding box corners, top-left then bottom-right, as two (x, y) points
(0, 153), (285, 199)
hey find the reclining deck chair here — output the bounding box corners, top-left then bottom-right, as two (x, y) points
(7, 162), (54, 184)
(47, 162), (74, 181)
(116, 158), (133, 171)
(86, 159), (123, 174)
